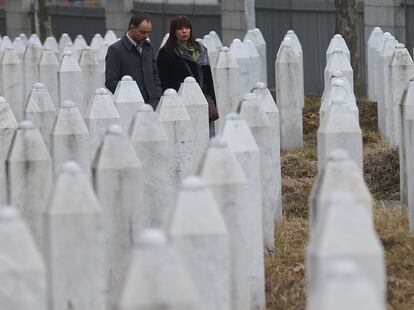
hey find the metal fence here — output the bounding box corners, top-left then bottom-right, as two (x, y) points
(256, 0), (366, 95)
(133, 2), (222, 52)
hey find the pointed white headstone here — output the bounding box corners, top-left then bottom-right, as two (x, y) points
(113, 75), (145, 131)
(275, 37), (303, 149)
(7, 120), (52, 248)
(198, 136), (251, 310)
(43, 36), (60, 58)
(73, 34), (87, 53)
(214, 47), (240, 131)
(367, 27), (383, 101)
(58, 50), (82, 111)
(229, 39), (251, 98)
(39, 47), (59, 110)
(169, 176), (231, 310)
(79, 47), (102, 110)
(50, 100), (90, 177)
(119, 229), (201, 310)
(178, 76), (209, 172)
(326, 34), (351, 64)
(90, 33), (104, 51)
(324, 48), (353, 92)
(0, 207), (47, 310)
(92, 124), (143, 309)
(221, 113), (266, 309)
(44, 161), (105, 310)
(24, 82), (57, 149)
(244, 28), (267, 85)
(58, 33), (72, 51)
(12, 37), (26, 59)
(23, 43), (42, 100)
(129, 104), (173, 228)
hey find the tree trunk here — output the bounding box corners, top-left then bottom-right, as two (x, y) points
(35, 0), (52, 43)
(335, 0), (361, 97)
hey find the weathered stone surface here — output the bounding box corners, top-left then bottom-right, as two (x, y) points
(324, 48), (353, 92)
(12, 37), (26, 59)
(388, 43), (414, 146)
(222, 113), (266, 309)
(7, 121), (52, 248)
(84, 87), (120, 161)
(156, 89), (193, 199)
(50, 100), (90, 177)
(178, 76), (209, 173)
(252, 82), (282, 222)
(214, 47), (240, 132)
(318, 97), (363, 172)
(58, 51), (82, 111)
(367, 28), (383, 101)
(129, 104), (172, 229)
(39, 47), (59, 110)
(244, 39), (261, 89)
(24, 83), (56, 149)
(198, 136), (251, 310)
(239, 93), (276, 253)
(104, 30), (118, 46)
(43, 36), (60, 58)
(119, 229), (201, 310)
(113, 75), (145, 132)
(0, 97), (17, 206)
(44, 161), (105, 310)
(306, 191), (386, 307)
(326, 34), (351, 64)
(169, 176), (231, 310)
(309, 149), (372, 230)
(209, 30), (223, 50)
(92, 124), (143, 310)
(23, 43), (42, 100)
(73, 34), (87, 55)
(285, 30), (304, 108)
(1, 47), (23, 121)
(0, 207), (47, 310)
(244, 28), (267, 85)
(275, 37), (303, 149)
(58, 33), (72, 51)
(229, 38), (251, 98)
(79, 47), (102, 114)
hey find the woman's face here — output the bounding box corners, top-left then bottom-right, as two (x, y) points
(175, 26), (191, 44)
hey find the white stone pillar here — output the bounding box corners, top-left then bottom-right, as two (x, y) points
(285, 30), (304, 108)
(326, 34), (351, 64)
(113, 75), (145, 132)
(129, 104), (173, 229)
(317, 97), (363, 172)
(169, 176), (231, 310)
(306, 191), (386, 307)
(198, 136), (251, 310)
(214, 47), (240, 132)
(90, 34), (104, 51)
(39, 47), (59, 110)
(50, 100), (90, 177)
(1, 47), (23, 121)
(24, 83), (57, 149)
(58, 51), (82, 111)
(58, 33), (72, 51)
(92, 124), (143, 310)
(324, 48), (353, 92)
(178, 76), (209, 173)
(12, 37), (26, 59)
(388, 43), (414, 146)
(44, 161), (105, 310)
(244, 28), (267, 85)
(275, 38), (303, 149)
(43, 36), (60, 58)
(104, 30), (118, 46)
(0, 97), (17, 206)
(367, 27), (383, 101)
(80, 47), (102, 110)
(0, 207), (47, 310)
(252, 82), (282, 222)
(156, 89), (193, 198)
(229, 39), (251, 99)
(239, 93), (276, 253)
(84, 88), (120, 161)
(221, 113), (265, 309)
(119, 229), (201, 310)
(23, 43), (42, 100)
(7, 121), (52, 248)
(309, 149), (372, 231)
(73, 34), (88, 55)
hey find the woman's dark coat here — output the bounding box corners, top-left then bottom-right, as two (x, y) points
(156, 44), (217, 107)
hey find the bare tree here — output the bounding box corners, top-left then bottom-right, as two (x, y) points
(335, 0), (361, 97)
(34, 0), (52, 42)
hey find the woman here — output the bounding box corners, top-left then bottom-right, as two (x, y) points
(157, 15), (218, 135)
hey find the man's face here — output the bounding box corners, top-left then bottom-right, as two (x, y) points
(130, 20), (152, 43)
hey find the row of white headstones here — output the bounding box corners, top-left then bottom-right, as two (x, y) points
(0, 28), (286, 310)
(367, 27), (414, 234)
(304, 31), (387, 309)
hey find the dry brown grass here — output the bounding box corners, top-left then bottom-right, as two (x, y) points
(265, 96), (412, 309)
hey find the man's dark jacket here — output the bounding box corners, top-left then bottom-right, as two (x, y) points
(105, 34), (162, 110)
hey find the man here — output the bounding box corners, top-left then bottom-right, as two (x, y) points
(105, 13), (162, 110)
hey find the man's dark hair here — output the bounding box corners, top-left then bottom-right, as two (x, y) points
(128, 13), (151, 29)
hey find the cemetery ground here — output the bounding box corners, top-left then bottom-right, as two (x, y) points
(265, 95), (414, 310)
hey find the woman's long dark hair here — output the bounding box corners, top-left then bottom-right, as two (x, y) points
(163, 15), (200, 54)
